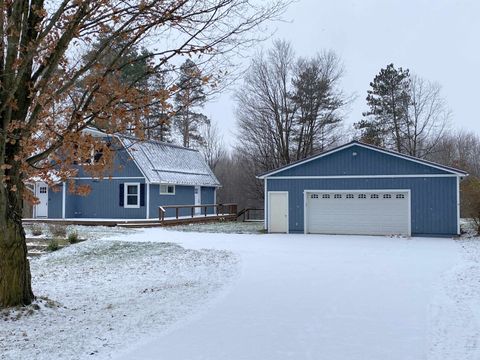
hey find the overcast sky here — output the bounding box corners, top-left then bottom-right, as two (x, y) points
(204, 0), (480, 148)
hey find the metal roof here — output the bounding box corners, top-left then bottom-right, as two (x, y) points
(119, 136), (220, 187)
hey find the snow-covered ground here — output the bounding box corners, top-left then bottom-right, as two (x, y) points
(0, 230), (239, 360)
(168, 220), (264, 234)
(2, 224), (480, 360)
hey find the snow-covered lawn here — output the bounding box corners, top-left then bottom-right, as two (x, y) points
(0, 234), (239, 360)
(2, 227), (480, 360)
(168, 220), (263, 234)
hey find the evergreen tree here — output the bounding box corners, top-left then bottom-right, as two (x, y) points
(144, 71), (173, 142)
(291, 52), (344, 158)
(82, 31), (175, 140)
(356, 64), (410, 151)
(173, 59), (209, 148)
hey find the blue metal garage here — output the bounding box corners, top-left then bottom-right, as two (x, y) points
(258, 141), (467, 237)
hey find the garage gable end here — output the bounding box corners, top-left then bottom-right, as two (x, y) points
(262, 143), (465, 178)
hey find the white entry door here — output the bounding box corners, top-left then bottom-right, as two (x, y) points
(305, 190), (410, 236)
(35, 182), (48, 218)
(194, 186), (201, 215)
(268, 192), (288, 233)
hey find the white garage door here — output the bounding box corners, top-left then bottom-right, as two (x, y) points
(306, 190), (410, 236)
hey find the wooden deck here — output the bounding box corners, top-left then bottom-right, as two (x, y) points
(23, 203), (239, 228)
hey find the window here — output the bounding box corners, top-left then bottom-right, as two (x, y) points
(383, 194), (392, 199)
(346, 194), (354, 199)
(160, 184), (175, 195)
(39, 186), (47, 194)
(322, 194), (330, 199)
(396, 194), (405, 199)
(124, 183), (140, 208)
(311, 194), (319, 199)
(334, 194), (342, 199)
(370, 194), (379, 199)
(358, 194), (367, 199)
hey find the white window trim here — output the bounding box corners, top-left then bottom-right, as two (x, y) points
(159, 184), (176, 195)
(124, 182), (140, 208)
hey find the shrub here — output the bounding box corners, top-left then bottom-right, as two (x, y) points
(49, 224), (67, 238)
(30, 224), (43, 236)
(67, 231), (80, 244)
(46, 239), (59, 252)
(461, 176), (480, 234)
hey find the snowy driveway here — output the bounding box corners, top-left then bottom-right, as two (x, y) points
(115, 231), (461, 360)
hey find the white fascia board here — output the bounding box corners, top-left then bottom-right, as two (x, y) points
(149, 181), (221, 187)
(268, 174), (459, 180)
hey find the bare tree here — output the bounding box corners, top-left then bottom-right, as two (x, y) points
(235, 39), (348, 205)
(236, 40), (296, 169)
(429, 130), (480, 176)
(198, 121), (226, 171)
(402, 75), (450, 157)
(214, 151), (264, 210)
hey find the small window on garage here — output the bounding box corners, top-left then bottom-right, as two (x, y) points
(370, 194), (379, 199)
(396, 194), (405, 199)
(334, 194), (342, 199)
(311, 194), (319, 199)
(346, 194), (354, 199)
(322, 194), (330, 199)
(358, 194), (367, 199)
(383, 194), (392, 199)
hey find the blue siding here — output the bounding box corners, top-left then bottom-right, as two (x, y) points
(62, 179), (147, 219)
(149, 184), (195, 218)
(267, 177), (458, 236)
(47, 185), (63, 218)
(201, 187), (216, 214)
(73, 139), (144, 178)
(271, 145), (450, 177)
(48, 179), (147, 219)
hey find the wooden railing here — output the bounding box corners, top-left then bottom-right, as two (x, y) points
(158, 203), (238, 222)
(237, 208), (264, 222)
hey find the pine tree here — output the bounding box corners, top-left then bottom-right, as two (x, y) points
(173, 59), (209, 148)
(144, 71), (173, 142)
(356, 64), (410, 151)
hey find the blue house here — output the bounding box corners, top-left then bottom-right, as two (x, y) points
(31, 129), (220, 220)
(258, 141), (467, 237)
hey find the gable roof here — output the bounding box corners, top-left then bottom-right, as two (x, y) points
(257, 141), (468, 179)
(118, 135), (220, 187)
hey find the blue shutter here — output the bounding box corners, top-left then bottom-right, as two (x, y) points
(140, 183), (145, 206)
(119, 183), (124, 207)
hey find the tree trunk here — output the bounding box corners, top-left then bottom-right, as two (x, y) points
(0, 179), (34, 307)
